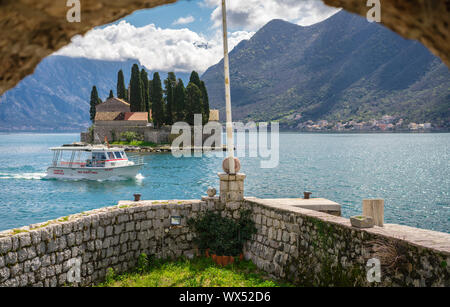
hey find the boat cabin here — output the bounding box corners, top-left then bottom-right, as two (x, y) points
(50, 146), (129, 168)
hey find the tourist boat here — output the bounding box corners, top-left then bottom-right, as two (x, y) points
(46, 144), (144, 180)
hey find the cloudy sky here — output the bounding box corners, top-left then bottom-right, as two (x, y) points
(56, 0), (340, 74)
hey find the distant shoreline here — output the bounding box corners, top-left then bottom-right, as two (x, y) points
(1, 130), (449, 134)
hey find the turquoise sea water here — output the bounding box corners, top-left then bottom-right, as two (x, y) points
(0, 133), (448, 233)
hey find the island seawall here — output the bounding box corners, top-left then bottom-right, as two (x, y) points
(0, 173), (448, 287)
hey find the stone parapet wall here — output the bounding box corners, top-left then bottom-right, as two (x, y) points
(0, 193), (449, 287)
(241, 198), (450, 287)
(0, 198), (221, 287)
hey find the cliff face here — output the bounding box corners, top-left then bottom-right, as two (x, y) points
(0, 0), (176, 95)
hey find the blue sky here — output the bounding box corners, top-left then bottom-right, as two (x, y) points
(57, 0), (340, 74)
(113, 0), (216, 35)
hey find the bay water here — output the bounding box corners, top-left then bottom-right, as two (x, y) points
(0, 133), (448, 233)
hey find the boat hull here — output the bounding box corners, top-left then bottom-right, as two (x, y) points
(46, 164), (143, 180)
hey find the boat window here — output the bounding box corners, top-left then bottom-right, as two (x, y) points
(92, 152), (106, 160)
(114, 152), (122, 159)
(107, 152), (115, 160)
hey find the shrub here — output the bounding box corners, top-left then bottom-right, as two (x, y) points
(188, 210), (256, 256)
(120, 131), (143, 143)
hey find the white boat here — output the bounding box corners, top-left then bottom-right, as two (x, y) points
(46, 144), (144, 180)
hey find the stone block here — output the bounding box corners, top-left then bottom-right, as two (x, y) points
(350, 216), (374, 228)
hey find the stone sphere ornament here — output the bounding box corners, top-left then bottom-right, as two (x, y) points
(207, 187), (217, 197)
(222, 157), (241, 174)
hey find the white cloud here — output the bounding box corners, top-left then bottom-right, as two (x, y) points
(203, 0), (340, 31)
(54, 1), (340, 74)
(55, 21), (254, 74)
(172, 15), (195, 26)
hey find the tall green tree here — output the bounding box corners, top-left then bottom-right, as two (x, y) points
(189, 71), (202, 88)
(174, 79), (186, 122)
(89, 85), (102, 122)
(140, 69), (150, 113)
(151, 72), (165, 128)
(129, 64), (144, 112)
(108, 90), (114, 99)
(199, 81), (210, 124)
(117, 70), (127, 101)
(164, 72), (177, 125)
(185, 83), (203, 125)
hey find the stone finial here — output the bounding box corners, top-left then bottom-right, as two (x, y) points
(207, 187), (217, 197)
(222, 157), (241, 174)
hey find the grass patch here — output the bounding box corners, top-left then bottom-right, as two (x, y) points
(111, 141), (158, 147)
(97, 256), (293, 287)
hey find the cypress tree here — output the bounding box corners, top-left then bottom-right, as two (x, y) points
(89, 86), (102, 122)
(185, 83), (203, 126)
(164, 72), (177, 125)
(129, 64), (144, 112)
(140, 69), (150, 113)
(199, 81), (210, 124)
(151, 72), (165, 128)
(108, 90), (114, 99)
(174, 79), (186, 122)
(117, 70), (127, 101)
(189, 71), (202, 88)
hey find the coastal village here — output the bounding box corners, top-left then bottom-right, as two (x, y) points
(293, 115), (435, 132)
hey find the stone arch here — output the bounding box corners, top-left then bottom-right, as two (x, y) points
(0, 0), (448, 95)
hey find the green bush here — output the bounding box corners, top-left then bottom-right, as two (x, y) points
(120, 131), (143, 143)
(187, 210), (256, 256)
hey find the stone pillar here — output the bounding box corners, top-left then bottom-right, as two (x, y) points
(363, 199), (384, 227)
(218, 172), (246, 204)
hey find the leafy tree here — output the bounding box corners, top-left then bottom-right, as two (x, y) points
(164, 72), (177, 125)
(140, 69), (150, 113)
(117, 70), (127, 101)
(200, 81), (210, 124)
(108, 90), (114, 99)
(151, 72), (165, 128)
(129, 64), (144, 112)
(185, 83), (203, 125)
(174, 79), (186, 122)
(89, 85), (102, 122)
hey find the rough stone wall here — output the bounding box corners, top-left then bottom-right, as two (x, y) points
(240, 198), (450, 287)
(0, 198), (220, 287)
(91, 125), (170, 144)
(0, 194), (448, 287)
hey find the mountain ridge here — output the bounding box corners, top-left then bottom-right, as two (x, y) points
(0, 56), (190, 131)
(201, 11), (450, 127)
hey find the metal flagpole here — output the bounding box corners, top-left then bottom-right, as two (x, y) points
(221, 0), (235, 174)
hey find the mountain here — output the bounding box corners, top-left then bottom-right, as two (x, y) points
(202, 11), (450, 127)
(0, 56), (190, 131)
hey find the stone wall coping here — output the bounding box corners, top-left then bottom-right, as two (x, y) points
(0, 199), (204, 239)
(257, 198), (341, 211)
(245, 197), (450, 255)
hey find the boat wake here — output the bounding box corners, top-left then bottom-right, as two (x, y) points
(0, 172), (47, 180)
(0, 172), (145, 182)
